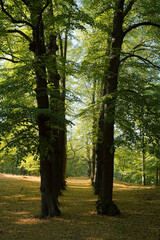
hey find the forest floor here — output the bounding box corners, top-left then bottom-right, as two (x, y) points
(0, 174), (160, 240)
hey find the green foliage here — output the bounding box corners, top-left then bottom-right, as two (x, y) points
(67, 121), (93, 177)
(19, 155), (40, 175)
(0, 0), (160, 187)
(115, 147), (160, 186)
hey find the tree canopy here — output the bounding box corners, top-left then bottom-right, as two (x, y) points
(0, 0), (160, 217)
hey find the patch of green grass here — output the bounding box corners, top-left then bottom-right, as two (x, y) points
(0, 174), (160, 240)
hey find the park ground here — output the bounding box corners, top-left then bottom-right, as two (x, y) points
(0, 174), (160, 240)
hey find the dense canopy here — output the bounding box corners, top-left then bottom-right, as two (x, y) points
(0, 0), (160, 217)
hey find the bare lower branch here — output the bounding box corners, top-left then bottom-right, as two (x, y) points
(0, 57), (19, 63)
(123, 0), (136, 17)
(37, 0), (50, 27)
(41, 0), (50, 15)
(0, 48), (21, 63)
(124, 22), (160, 36)
(0, 0), (33, 28)
(7, 29), (31, 42)
(121, 53), (160, 70)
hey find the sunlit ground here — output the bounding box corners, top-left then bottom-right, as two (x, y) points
(0, 173), (160, 240)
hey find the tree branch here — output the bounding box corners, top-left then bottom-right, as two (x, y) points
(0, 48), (21, 63)
(123, 0), (136, 17)
(7, 29), (31, 42)
(37, 0), (50, 27)
(120, 53), (160, 70)
(0, 57), (19, 63)
(58, 32), (64, 57)
(41, 0), (50, 15)
(0, 0), (33, 28)
(124, 22), (160, 36)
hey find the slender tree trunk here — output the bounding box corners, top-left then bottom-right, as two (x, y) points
(86, 146), (91, 177)
(58, 26), (70, 189)
(159, 167), (160, 186)
(142, 149), (146, 186)
(156, 162), (159, 186)
(91, 145), (96, 183)
(96, 0), (125, 215)
(59, 53), (67, 189)
(91, 79), (97, 184)
(94, 104), (104, 194)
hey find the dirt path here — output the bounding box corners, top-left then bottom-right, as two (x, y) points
(0, 174), (160, 240)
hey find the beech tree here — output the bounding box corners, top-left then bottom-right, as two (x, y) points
(1, 0), (160, 218)
(0, 0), (62, 217)
(78, 0), (160, 215)
(0, 0), (92, 217)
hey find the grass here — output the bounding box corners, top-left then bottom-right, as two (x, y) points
(0, 174), (160, 240)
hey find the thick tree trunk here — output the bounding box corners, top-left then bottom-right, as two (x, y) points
(28, 1), (60, 218)
(47, 0), (67, 194)
(47, 31), (62, 197)
(96, 0), (125, 215)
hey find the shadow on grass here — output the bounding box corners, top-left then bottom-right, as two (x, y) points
(0, 175), (160, 240)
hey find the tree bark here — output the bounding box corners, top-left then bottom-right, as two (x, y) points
(58, 15), (71, 189)
(96, 0), (125, 215)
(91, 79), (97, 184)
(156, 162), (159, 186)
(142, 147), (146, 186)
(28, 0), (60, 217)
(46, 1), (63, 197)
(94, 104), (104, 194)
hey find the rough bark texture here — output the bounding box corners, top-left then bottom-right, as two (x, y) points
(96, 0), (125, 216)
(28, 0), (60, 218)
(47, 0), (67, 195)
(47, 32), (61, 197)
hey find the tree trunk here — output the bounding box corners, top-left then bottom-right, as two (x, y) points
(142, 149), (146, 186)
(27, 1), (60, 217)
(96, 0), (125, 216)
(58, 26), (69, 190)
(47, 29), (61, 198)
(156, 162), (159, 186)
(94, 104), (104, 194)
(159, 166), (160, 186)
(91, 144), (96, 184)
(91, 79), (97, 184)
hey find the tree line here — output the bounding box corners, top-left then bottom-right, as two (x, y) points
(0, 0), (160, 217)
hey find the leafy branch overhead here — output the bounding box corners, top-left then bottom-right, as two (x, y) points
(0, 0), (160, 219)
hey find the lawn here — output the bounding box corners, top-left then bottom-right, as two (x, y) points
(0, 174), (160, 240)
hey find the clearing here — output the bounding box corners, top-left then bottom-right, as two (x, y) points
(0, 174), (160, 240)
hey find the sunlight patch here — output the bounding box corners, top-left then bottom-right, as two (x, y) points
(87, 238), (103, 240)
(14, 218), (40, 225)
